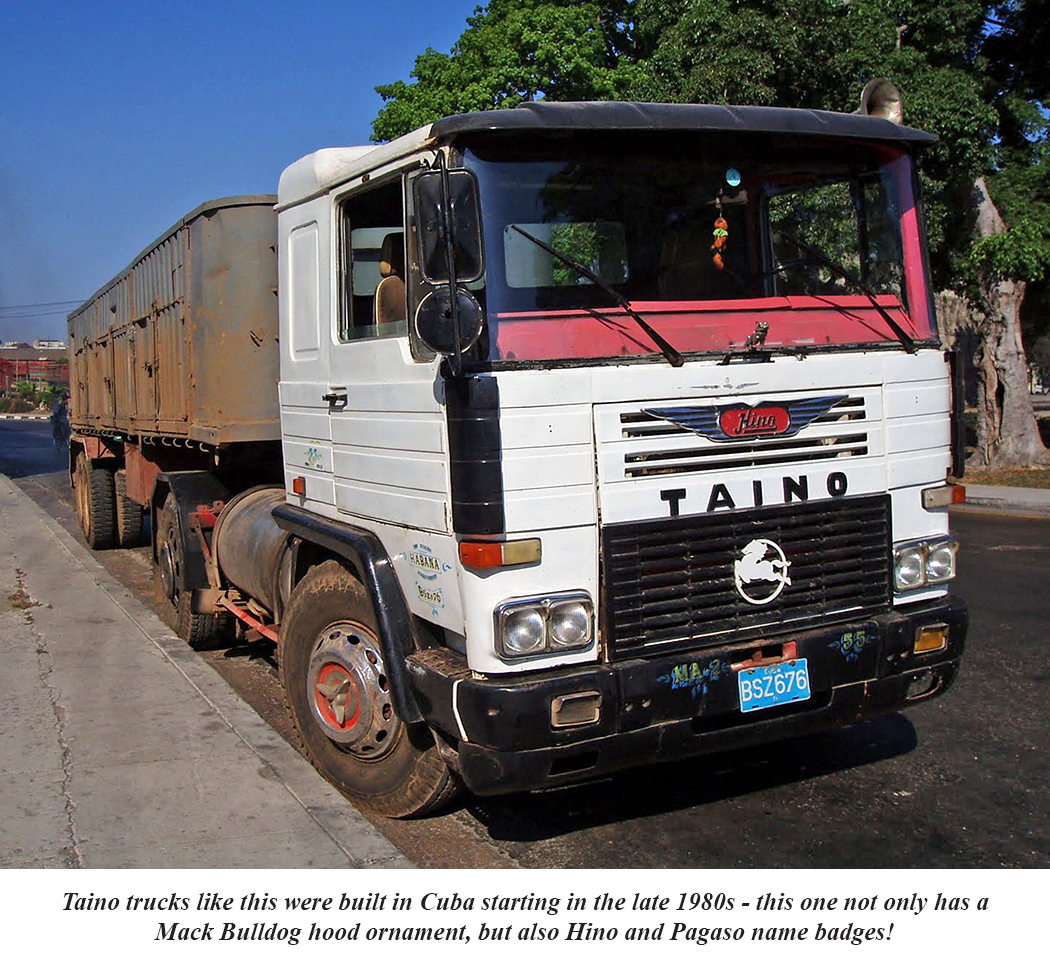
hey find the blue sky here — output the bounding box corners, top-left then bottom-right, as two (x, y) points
(0, 0), (479, 343)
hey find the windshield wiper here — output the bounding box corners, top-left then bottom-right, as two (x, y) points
(770, 231), (916, 354)
(508, 224), (684, 367)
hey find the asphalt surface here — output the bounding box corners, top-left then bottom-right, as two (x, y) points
(1, 417), (1046, 868)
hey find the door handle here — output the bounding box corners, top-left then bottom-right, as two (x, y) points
(323, 388), (348, 409)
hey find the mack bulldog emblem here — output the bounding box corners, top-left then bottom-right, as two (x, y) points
(644, 395), (846, 442)
(734, 538), (792, 604)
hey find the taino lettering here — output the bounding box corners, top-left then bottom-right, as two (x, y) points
(661, 472), (849, 517)
(63, 893), (120, 911)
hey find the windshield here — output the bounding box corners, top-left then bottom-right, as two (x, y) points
(455, 132), (936, 365)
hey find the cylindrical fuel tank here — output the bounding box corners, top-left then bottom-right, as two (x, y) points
(213, 486), (289, 613)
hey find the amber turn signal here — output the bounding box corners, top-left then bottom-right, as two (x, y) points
(914, 623), (948, 654)
(459, 537), (541, 569)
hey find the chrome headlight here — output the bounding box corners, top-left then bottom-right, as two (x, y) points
(496, 592), (594, 659)
(924, 539), (957, 583)
(894, 545), (926, 591)
(894, 536), (957, 592)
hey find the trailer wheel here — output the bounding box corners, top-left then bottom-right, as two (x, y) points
(155, 494), (228, 649)
(278, 561), (460, 818)
(74, 452), (116, 549)
(114, 471), (145, 547)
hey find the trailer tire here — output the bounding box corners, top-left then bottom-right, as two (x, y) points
(114, 471), (145, 547)
(278, 561), (460, 818)
(74, 452), (116, 549)
(155, 494), (228, 649)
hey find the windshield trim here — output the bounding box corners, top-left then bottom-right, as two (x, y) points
(455, 338), (942, 374)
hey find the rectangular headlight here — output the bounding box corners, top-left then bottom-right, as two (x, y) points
(495, 592), (594, 660)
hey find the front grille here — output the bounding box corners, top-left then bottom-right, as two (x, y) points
(602, 495), (891, 660)
(620, 396), (870, 479)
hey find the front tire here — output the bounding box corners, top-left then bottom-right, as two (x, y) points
(277, 561), (459, 818)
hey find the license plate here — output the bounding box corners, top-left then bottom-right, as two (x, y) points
(738, 658), (811, 713)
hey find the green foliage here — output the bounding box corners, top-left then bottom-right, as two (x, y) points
(38, 384), (66, 409)
(371, 2), (638, 141)
(972, 217), (1050, 282)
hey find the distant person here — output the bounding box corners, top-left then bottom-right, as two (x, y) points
(51, 394), (70, 449)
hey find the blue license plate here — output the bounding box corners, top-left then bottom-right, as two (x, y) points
(737, 659), (811, 713)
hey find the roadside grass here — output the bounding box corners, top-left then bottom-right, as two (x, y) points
(955, 408), (1050, 488)
(958, 466), (1050, 488)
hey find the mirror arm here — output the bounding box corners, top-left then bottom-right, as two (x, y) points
(436, 151), (463, 376)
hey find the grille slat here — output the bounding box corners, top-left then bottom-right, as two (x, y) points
(602, 495), (891, 660)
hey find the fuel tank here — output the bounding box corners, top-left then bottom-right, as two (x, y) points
(212, 486), (290, 614)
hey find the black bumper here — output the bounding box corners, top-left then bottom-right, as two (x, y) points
(407, 596), (967, 797)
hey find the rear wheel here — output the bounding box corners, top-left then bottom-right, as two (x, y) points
(114, 471), (145, 547)
(154, 493), (228, 648)
(278, 561), (459, 818)
(74, 452), (116, 549)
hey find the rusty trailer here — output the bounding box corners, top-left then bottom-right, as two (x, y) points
(68, 196), (279, 446)
(67, 196), (282, 551)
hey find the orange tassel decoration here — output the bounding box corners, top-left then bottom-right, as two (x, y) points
(711, 216), (729, 270)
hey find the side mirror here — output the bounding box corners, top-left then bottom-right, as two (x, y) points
(414, 287), (484, 356)
(413, 169), (483, 284)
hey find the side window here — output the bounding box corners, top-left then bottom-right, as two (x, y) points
(338, 178), (407, 341)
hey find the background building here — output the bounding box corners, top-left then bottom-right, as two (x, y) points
(0, 344), (69, 394)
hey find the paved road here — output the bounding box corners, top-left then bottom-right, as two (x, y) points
(2, 419), (1046, 868)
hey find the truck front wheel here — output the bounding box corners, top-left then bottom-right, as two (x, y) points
(278, 561), (460, 818)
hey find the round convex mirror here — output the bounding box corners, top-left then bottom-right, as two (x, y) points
(414, 286), (484, 356)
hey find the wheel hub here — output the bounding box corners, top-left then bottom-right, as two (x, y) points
(307, 623), (398, 759)
(158, 540), (177, 603)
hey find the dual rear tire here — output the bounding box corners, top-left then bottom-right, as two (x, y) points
(74, 452), (116, 549)
(154, 493), (230, 649)
(73, 455), (147, 550)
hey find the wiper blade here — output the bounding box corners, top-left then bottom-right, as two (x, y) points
(508, 224), (684, 367)
(772, 231), (916, 354)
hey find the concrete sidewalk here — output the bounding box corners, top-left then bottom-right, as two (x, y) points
(0, 474), (409, 868)
(956, 484), (1050, 516)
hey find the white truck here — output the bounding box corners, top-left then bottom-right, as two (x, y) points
(69, 92), (968, 817)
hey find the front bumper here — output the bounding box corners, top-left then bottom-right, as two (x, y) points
(407, 596), (967, 797)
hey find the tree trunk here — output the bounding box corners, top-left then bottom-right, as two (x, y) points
(969, 177), (1048, 468)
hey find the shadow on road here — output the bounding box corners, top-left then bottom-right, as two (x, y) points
(465, 713), (917, 842)
(0, 420), (69, 480)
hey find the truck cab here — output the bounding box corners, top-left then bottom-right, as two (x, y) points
(269, 101), (966, 815)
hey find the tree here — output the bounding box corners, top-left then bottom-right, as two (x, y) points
(371, 1), (637, 141)
(969, 0), (1050, 463)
